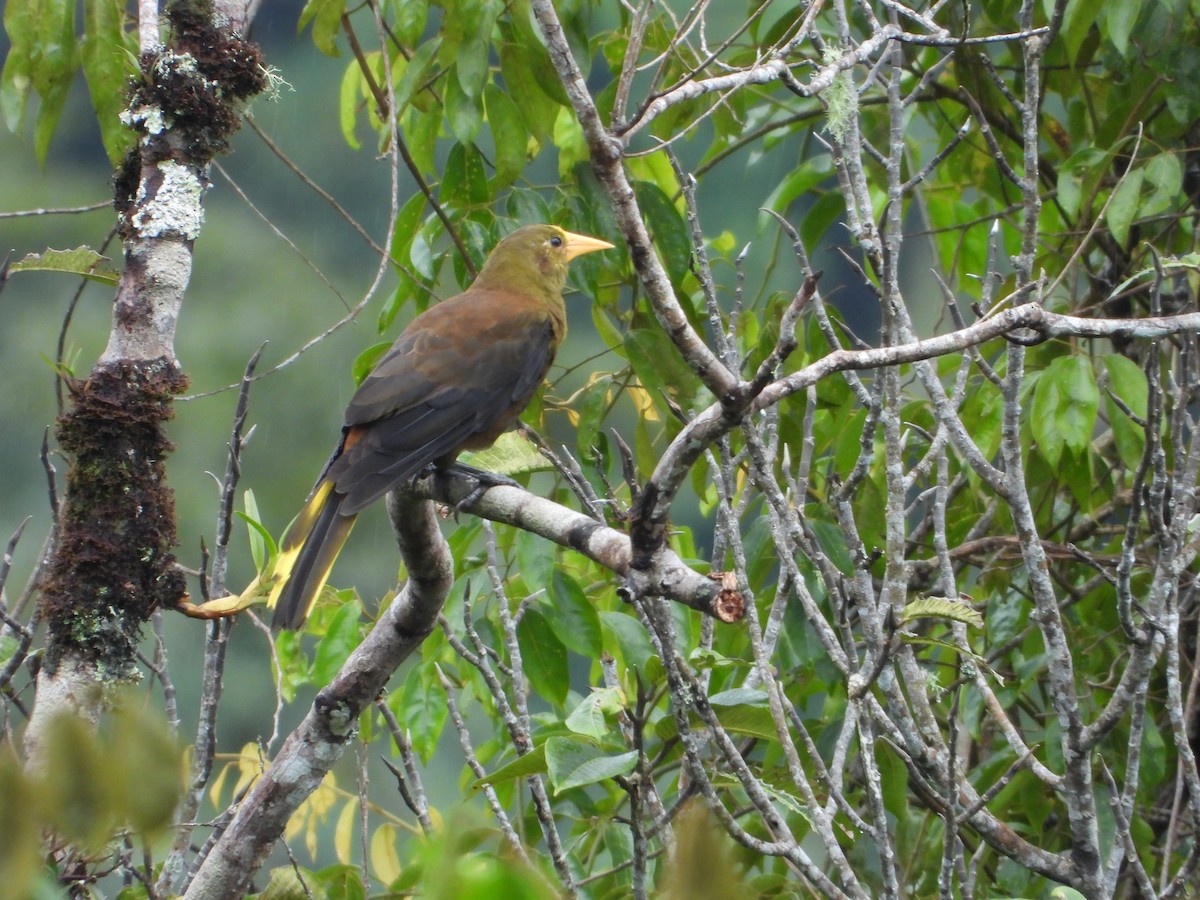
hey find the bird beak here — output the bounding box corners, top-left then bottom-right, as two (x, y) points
(561, 230), (616, 261)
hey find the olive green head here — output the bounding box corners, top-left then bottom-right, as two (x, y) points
(475, 224), (614, 299)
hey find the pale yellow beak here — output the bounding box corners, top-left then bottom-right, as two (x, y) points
(562, 230), (616, 261)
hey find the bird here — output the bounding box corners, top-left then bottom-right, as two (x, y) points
(268, 224), (615, 630)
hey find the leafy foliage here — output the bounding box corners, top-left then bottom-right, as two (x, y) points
(0, 697), (181, 899)
(2, 0), (137, 163)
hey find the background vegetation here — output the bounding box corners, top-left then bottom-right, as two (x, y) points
(2, 0), (1200, 897)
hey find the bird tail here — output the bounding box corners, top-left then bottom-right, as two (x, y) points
(268, 480), (358, 630)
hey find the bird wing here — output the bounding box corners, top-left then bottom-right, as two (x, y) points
(327, 287), (560, 514)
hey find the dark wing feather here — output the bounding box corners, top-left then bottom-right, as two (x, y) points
(327, 287), (560, 514)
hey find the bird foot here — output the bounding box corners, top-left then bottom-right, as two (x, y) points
(427, 462), (521, 516)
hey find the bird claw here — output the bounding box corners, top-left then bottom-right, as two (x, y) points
(453, 465), (520, 513)
(429, 460), (523, 518)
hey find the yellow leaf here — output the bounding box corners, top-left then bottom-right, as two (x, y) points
(335, 798), (357, 865)
(427, 806), (444, 832)
(232, 743), (262, 799)
(901, 596), (985, 630)
(208, 760), (230, 807)
(627, 386), (661, 422)
(301, 775), (338, 858)
(370, 823), (402, 886)
(180, 744), (194, 795)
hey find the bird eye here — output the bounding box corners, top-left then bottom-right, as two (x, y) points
(549, 235), (563, 248)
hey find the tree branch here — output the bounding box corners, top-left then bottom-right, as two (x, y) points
(181, 492), (453, 899)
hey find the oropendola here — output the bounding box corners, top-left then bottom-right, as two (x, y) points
(268, 224), (614, 630)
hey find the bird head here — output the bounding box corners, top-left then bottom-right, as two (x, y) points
(475, 224), (614, 298)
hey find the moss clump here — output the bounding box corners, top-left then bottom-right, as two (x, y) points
(39, 360), (189, 677)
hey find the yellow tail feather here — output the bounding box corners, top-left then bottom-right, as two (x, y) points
(268, 480), (357, 630)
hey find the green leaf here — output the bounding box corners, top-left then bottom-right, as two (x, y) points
(8, 246), (120, 285)
(572, 375), (611, 457)
(299, 0), (345, 56)
(601, 611), (655, 673)
(832, 406), (869, 477)
(1, 0), (36, 131)
(484, 84), (526, 188)
(1031, 355), (1098, 467)
(32, 0), (79, 163)
(1103, 354), (1148, 469)
(37, 695), (182, 850)
(1105, 0), (1144, 55)
(514, 527), (554, 597)
(590, 305), (624, 352)
(351, 341), (390, 386)
(632, 180), (691, 282)
(1058, 0), (1102, 66)
(545, 737), (637, 793)
(1142, 151), (1182, 218)
(708, 688), (769, 707)
(960, 376), (1003, 459)
(689, 648), (752, 673)
(389, 191), (428, 267)
(338, 59), (364, 150)
(312, 599), (363, 683)
(1104, 353), (1150, 419)
(392, 2), (427, 46)
(1106, 252), (1200, 301)
(311, 864), (367, 900)
(81, 0), (136, 164)
(440, 141), (489, 208)
(800, 190), (845, 252)
(460, 431), (550, 477)
(1055, 162), (1083, 221)
(517, 607), (569, 706)
(392, 40), (440, 117)
(104, 702), (183, 834)
(391, 662), (450, 763)
(1056, 146), (1109, 221)
(444, 72), (483, 145)
(498, 35), (559, 142)
(900, 596), (984, 630)
(546, 571), (602, 658)
(0, 750), (43, 900)
(456, 31), (490, 100)
(1106, 168), (1144, 248)
(381, 193), (430, 329)
(507, 0), (569, 106)
(553, 104), (588, 177)
(564, 687), (624, 742)
(409, 224), (436, 280)
(0, 634), (17, 670)
(1055, 356), (1100, 456)
(469, 743), (548, 791)
(238, 489), (276, 572)
(1030, 371), (1063, 468)
(655, 689), (780, 743)
(760, 158), (833, 219)
(876, 741), (909, 822)
(624, 326), (701, 412)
